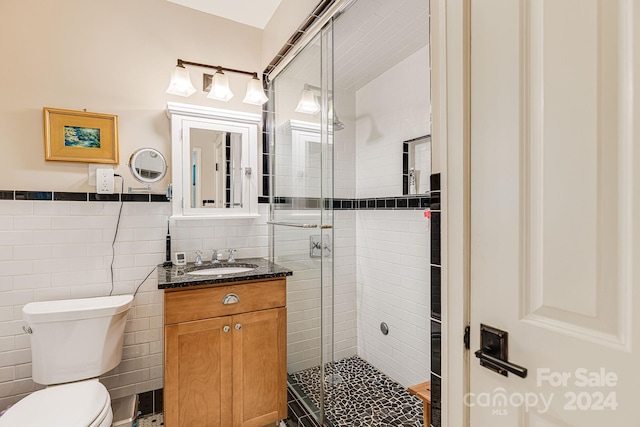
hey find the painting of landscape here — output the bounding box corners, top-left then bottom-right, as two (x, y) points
(64, 125), (101, 148)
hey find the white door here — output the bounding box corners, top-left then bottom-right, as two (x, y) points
(469, 0), (640, 425)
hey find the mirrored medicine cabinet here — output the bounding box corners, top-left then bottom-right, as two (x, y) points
(166, 102), (260, 219)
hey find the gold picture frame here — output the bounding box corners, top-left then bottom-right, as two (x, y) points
(43, 107), (119, 164)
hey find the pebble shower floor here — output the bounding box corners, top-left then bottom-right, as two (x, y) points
(289, 355), (423, 427)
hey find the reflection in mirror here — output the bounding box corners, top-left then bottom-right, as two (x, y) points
(166, 102), (259, 219)
(189, 129), (242, 208)
(402, 135), (431, 195)
(275, 120), (322, 199)
(129, 148), (167, 183)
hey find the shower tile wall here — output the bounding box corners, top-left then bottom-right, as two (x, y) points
(355, 210), (430, 387)
(273, 208), (358, 375)
(355, 46), (431, 199)
(0, 199), (269, 409)
(351, 44), (431, 388)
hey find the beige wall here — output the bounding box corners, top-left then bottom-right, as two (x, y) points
(0, 0), (262, 192)
(261, 0), (319, 69)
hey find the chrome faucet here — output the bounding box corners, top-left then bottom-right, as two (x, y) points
(194, 250), (203, 266)
(211, 249), (220, 263)
(227, 249), (237, 263)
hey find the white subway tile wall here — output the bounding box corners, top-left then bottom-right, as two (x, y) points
(0, 200), (269, 409)
(356, 210), (430, 387)
(268, 206), (355, 369)
(352, 45), (431, 387)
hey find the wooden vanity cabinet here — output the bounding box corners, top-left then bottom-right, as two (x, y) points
(164, 278), (287, 427)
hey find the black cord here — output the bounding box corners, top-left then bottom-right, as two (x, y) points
(133, 265), (158, 297)
(109, 175), (124, 297)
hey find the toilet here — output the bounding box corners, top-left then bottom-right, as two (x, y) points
(0, 295), (134, 427)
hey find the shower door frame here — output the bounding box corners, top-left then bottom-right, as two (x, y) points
(266, 20), (336, 426)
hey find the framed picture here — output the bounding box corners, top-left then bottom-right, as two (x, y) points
(43, 107), (119, 164)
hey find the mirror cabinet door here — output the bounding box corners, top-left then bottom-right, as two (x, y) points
(167, 102), (260, 219)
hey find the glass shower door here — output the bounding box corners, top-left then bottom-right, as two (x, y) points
(268, 24), (334, 425)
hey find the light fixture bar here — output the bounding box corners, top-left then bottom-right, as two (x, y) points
(168, 59), (268, 105)
(177, 59), (256, 78)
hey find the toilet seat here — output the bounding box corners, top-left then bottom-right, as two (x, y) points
(0, 380), (112, 427)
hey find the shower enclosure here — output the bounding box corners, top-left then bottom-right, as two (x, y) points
(268, 23), (335, 425)
(268, 1), (431, 425)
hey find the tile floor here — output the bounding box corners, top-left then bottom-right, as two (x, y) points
(138, 412), (164, 426)
(289, 355), (424, 427)
(137, 356), (423, 427)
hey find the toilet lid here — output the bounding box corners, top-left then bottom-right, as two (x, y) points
(0, 381), (110, 427)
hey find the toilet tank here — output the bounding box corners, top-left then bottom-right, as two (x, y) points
(23, 295), (134, 385)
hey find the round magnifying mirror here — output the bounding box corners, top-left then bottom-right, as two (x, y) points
(128, 148), (167, 183)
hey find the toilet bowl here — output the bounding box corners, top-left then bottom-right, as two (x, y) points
(0, 295), (134, 427)
(0, 380), (113, 427)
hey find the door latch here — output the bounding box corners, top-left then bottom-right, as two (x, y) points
(474, 324), (528, 378)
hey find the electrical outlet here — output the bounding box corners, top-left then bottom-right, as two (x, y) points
(96, 168), (114, 194)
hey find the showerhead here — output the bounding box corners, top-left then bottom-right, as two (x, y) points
(334, 114), (345, 131)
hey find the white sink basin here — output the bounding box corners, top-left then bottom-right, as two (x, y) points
(187, 266), (256, 276)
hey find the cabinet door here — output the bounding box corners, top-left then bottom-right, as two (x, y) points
(232, 308), (287, 427)
(165, 317), (233, 427)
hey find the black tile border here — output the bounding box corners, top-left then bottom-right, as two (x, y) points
(429, 173), (442, 427)
(137, 388), (164, 416)
(54, 191), (87, 201)
(431, 374), (441, 427)
(0, 191), (169, 203)
(431, 320), (442, 376)
(431, 266), (442, 321)
(287, 381), (325, 427)
(15, 191), (52, 201)
(89, 193), (120, 202)
(264, 195), (434, 211)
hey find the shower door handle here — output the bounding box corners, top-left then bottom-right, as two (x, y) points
(267, 221), (318, 228)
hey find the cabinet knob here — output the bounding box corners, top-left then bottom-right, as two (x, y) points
(235, 323), (242, 330)
(222, 293), (240, 305)
(223, 326), (230, 333)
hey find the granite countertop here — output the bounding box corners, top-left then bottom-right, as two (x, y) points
(157, 257), (293, 289)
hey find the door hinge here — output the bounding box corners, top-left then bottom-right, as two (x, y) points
(464, 325), (471, 350)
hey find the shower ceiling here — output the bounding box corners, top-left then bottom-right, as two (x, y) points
(334, 0), (429, 92)
(270, 0), (428, 92)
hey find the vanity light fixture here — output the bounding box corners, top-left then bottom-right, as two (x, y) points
(243, 74), (270, 105)
(207, 68), (234, 101)
(166, 63), (197, 97)
(166, 59), (269, 105)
